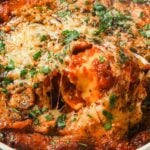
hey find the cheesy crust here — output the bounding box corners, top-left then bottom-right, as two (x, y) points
(0, 0), (150, 149)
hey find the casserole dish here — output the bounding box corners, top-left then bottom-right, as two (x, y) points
(0, 0), (149, 149)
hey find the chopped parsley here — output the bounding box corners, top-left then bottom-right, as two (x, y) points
(84, 0), (90, 5)
(40, 35), (48, 42)
(29, 68), (38, 77)
(133, 0), (145, 3)
(40, 66), (51, 74)
(20, 69), (28, 77)
(1, 88), (8, 94)
(41, 107), (48, 113)
(0, 40), (5, 51)
(103, 122), (112, 131)
(71, 114), (78, 122)
(2, 77), (13, 85)
(36, 6), (43, 11)
(34, 119), (40, 125)
(5, 60), (15, 71)
(45, 115), (53, 121)
(33, 51), (42, 60)
(12, 108), (20, 113)
(93, 3), (106, 12)
(102, 110), (113, 120)
(62, 30), (80, 44)
(87, 114), (93, 118)
(119, 0), (126, 2)
(119, 49), (129, 64)
(29, 106), (43, 119)
(140, 24), (150, 38)
(71, 117), (77, 122)
(139, 12), (144, 18)
(84, 17), (89, 24)
(33, 82), (39, 89)
(93, 3), (131, 34)
(29, 111), (37, 118)
(59, 0), (66, 3)
(109, 93), (117, 108)
(92, 30), (101, 36)
(57, 10), (71, 18)
(0, 31), (4, 37)
(0, 64), (3, 69)
(56, 114), (66, 128)
(99, 55), (105, 63)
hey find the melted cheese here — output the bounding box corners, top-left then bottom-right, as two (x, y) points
(0, 0), (148, 142)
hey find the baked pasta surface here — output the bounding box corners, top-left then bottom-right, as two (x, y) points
(0, 0), (150, 149)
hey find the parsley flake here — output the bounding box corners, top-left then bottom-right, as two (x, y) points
(40, 66), (50, 74)
(0, 40), (5, 51)
(40, 35), (48, 42)
(109, 93), (117, 108)
(62, 30), (80, 44)
(140, 24), (150, 38)
(33, 51), (42, 60)
(5, 60), (15, 71)
(33, 82), (39, 89)
(103, 122), (112, 131)
(45, 115), (53, 121)
(102, 110), (113, 120)
(99, 56), (105, 63)
(3, 77), (13, 85)
(20, 69), (28, 77)
(56, 114), (66, 128)
(119, 49), (129, 64)
(133, 0), (145, 3)
(1, 88), (8, 94)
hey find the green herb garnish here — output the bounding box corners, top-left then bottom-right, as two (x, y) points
(93, 3), (131, 34)
(140, 24), (150, 38)
(103, 122), (112, 131)
(33, 51), (42, 60)
(33, 82), (39, 89)
(109, 93), (117, 108)
(3, 77), (13, 85)
(57, 10), (71, 18)
(93, 3), (106, 12)
(45, 115), (53, 121)
(40, 66), (50, 74)
(1, 88), (7, 94)
(5, 60), (15, 71)
(102, 110), (113, 120)
(29, 106), (42, 118)
(133, 0), (145, 3)
(87, 114), (93, 118)
(56, 114), (66, 128)
(20, 69), (28, 77)
(40, 35), (47, 42)
(34, 119), (40, 125)
(62, 30), (80, 44)
(0, 64), (3, 69)
(41, 107), (48, 113)
(99, 56), (105, 63)
(119, 49), (129, 64)
(60, 0), (66, 3)
(29, 68), (38, 77)
(12, 108), (20, 113)
(0, 40), (5, 51)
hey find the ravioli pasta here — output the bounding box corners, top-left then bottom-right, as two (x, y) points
(0, 0), (150, 149)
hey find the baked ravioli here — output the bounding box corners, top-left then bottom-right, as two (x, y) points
(0, 0), (150, 149)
